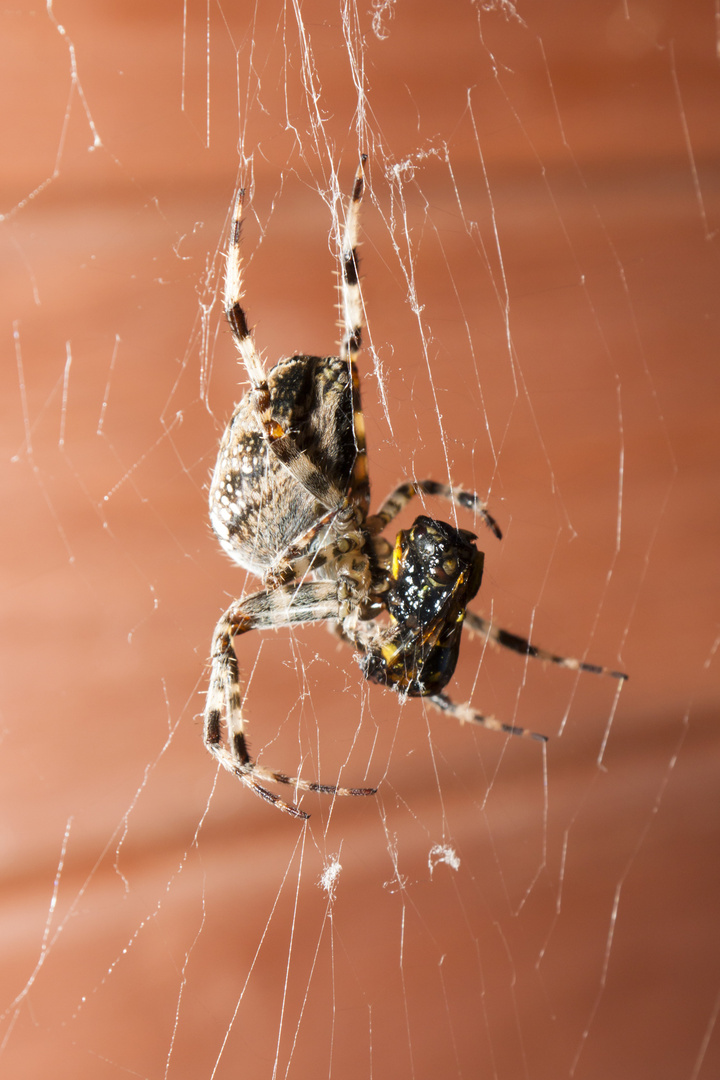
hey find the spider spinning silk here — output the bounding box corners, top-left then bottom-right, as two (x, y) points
(204, 159), (627, 819)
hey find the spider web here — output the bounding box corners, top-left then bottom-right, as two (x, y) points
(1, 2), (719, 1078)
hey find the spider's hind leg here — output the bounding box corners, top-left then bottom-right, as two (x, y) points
(339, 156), (366, 363)
(337, 157), (371, 512)
(223, 165), (369, 515)
(223, 188), (305, 486)
(224, 188), (267, 390)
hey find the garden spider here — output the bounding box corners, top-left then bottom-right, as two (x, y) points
(205, 158), (627, 820)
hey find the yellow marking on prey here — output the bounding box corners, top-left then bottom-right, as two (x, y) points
(381, 640), (400, 665)
(391, 533), (404, 580)
(353, 409), (366, 446)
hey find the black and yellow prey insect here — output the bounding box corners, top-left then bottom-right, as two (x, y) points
(361, 517), (485, 698)
(204, 160), (628, 819)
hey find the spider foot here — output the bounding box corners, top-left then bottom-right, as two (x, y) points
(239, 762), (377, 820)
(243, 775), (312, 821)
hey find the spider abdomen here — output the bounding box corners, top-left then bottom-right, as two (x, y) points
(209, 354), (358, 576)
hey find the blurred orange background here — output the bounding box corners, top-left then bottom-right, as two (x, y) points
(1, 2), (718, 1077)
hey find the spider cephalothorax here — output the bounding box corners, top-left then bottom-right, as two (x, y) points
(204, 159), (627, 819)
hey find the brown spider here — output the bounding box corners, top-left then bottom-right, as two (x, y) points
(204, 158), (627, 819)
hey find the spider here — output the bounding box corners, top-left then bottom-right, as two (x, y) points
(204, 158), (627, 820)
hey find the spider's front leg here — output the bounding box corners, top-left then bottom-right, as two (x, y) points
(204, 580), (377, 820)
(465, 611), (628, 680)
(427, 612), (628, 742)
(428, 692), (549, 742)
(366, 479), (502, 541)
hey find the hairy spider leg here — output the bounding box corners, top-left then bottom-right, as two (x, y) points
(338, 155), (371, 514)
(223, 189), (266, 388)
(428, 610), (629, 744)
(222, 198), (342, 511)
(429, 691), (549, 742)
(223, 163), (369, 516)
(273, 527), (370, 586)
(366, 479), (502, 540)
(339, 156), (366, 363)
(204, 581), (377, 820)
(465, 611), (629, 681)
